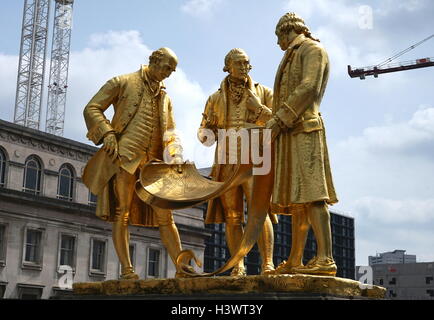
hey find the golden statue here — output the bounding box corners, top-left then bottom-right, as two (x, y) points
(82, 47), (189, 280)
(265, 13), (339, 276)
(198, 48), (276, 276)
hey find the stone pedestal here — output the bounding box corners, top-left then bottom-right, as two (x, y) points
(70, 274), (386, 300)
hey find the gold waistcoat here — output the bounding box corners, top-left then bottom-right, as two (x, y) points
(118, 88), (161, 174)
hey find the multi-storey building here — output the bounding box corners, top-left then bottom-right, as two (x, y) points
(371, 262), (434, 300)
(369, 250), (417, 266)
(203, 188), (356, 279)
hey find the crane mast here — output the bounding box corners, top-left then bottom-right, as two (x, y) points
(45, 0), (74, 136)
(14, 0), (51, 130)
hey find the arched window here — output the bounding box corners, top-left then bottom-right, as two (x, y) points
(0, 148), (7, 188)
(57, 165), (74, 201)
(88, 191), (97, 206)
(23, 156), (42, 195)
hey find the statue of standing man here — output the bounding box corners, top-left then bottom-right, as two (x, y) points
(266, 13), (339, 276)
(82, 48), (188, 280)
(199, 48), (276, 276)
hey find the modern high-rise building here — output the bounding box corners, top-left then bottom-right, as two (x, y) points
(202, 183), (356, 280)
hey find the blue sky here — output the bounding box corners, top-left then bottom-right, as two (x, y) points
(1, 0), (434, 266)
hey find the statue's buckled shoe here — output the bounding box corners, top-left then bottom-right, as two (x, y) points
(120, 268), (139, 280)
(292, 258), (337, 276)
(260, 264), (275, 276)
(230, 266), (247, 277)
(272, 261), (302, 275)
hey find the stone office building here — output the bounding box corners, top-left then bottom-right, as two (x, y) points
(0, 119), (209, 299)
(371, 262), (434, 300)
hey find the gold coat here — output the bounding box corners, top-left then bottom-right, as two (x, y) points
(82, 65), (180, 227)
(272, 34), (338, 212)
(200, 76), (274, 224)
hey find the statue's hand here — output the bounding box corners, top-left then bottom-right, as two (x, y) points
(206, 112), (218, 128)
(265, 118), (281, 142)
(171, 155), (184, 173)
(102, 132), (118, 162)
(246, 89), (263, 113)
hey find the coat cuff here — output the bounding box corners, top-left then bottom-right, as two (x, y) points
(252, 105), (272, 125)
(86, 120), (114, 145)
(275, 103), (299, 128)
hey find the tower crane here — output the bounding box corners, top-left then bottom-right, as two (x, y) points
(348, 34), (434, 80)
(14, 0), (74, 136)
(45, 0), (74, 136)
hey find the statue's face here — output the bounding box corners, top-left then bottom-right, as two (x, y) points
(276, 30), (291, 51)
(150, 56), (177, 81)
(228, 54), (250, 80)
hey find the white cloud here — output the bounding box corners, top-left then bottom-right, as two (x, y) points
(331, 106), (434, 264)
(65, 30), (214, 167)
(165, 68), (215, 168)
(353, 196), (434, 224)
(0, 30), (215, 168)
(284, 0), (358, 26)
(181, 0), (222, 18)
(338, 106), (434, 157)
(0, 54), (19, 122)
(377, 0), (428, 15)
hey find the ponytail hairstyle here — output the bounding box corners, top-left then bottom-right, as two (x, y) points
(276, 12), (320, 42)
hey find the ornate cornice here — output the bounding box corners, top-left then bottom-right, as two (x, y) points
(0, 119), (98, 163)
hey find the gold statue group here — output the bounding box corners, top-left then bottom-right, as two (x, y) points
(82, 13), (339, 280)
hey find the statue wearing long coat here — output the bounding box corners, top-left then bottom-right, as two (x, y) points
(272, 34), (338, 213)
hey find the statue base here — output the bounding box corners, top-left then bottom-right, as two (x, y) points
(70, 274), (386, 300)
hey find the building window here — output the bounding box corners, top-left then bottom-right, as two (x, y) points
(148, 248), (161, 277)
(90, 239), (106, 275)
(88, 192), (97, 206)
(23, 156), (42, 195)
(23, 228), (44, 269)
(59, 234), (76, 269)
(389, 290), (397, 298)
(0, 225), (6, 265)
(427, 290), (434, 297)
(17, 284), (44, 300)
(426, 276), (433, 285)
(0, 148), (7, 187)
(389, 277), (397, 285)
(57, 165), (74, 201)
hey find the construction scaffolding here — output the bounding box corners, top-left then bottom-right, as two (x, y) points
(14, 0), (51, 130)
(45, 0), (74, 136)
